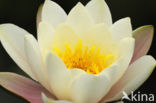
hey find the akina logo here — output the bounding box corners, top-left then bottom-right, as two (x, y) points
(121, 91), (155, 102)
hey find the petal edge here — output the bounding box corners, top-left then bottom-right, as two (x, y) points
(0, 72), (53, 103)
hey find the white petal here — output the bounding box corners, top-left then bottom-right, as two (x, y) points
(100, 63), (119, 86)
(102, 55), (156, 102)
(46, 53), (85, 100)
(71, 74), (111, 103)
(24, 35), (50, 91)
(42, 0), (67, 28)
(66, 2), (94, 34)
(113, 37), (135, 83)
(98, 38), (134, 103)
(69, 69), (86, 82)
(82, 23), (112, 46)
(86, 0), (112, 27)
(36, 4), (43, 28)
(42, 93), (72, 103)
(82, 23), (118, 56)
(99, 38), (134, 103)
(110, 18), (132, 42)
(0, 24), (36, 80)
(46, 52), (71, 100)
(98, 38), (134, 92)
(51, 24), (80, 51)
(38, 22), (54, 56)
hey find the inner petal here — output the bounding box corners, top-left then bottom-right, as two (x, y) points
(52, 40), (117, 74)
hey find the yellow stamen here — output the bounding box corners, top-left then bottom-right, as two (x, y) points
(53, 40), (115, 74)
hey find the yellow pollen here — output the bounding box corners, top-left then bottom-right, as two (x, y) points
(53, 40), (115, 74)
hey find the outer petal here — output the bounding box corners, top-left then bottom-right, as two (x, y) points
(86, 0), (112, 27)
(37, 4), (43, 28)
(110, 18), (132, 42)
(0, 72), (53, 103)
(41, 0), (67, 28)
(38, 22), (54, 56)
(24, 35), (50, 91)
(42, 94), (72, 103)
(0, 24), (36, 80)
(131, 25), (154, 63)
(66, 2), (94, 34)
(116, 102), (124, 103)
(70, 74), (110, 103)
(46, 53), (85, 100)
(102, 56), (156, 102)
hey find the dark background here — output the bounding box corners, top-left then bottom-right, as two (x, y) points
(0, 0), (156, 102)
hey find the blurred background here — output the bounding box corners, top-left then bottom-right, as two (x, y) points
(0, 0), (156, 102)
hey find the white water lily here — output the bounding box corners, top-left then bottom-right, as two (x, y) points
(0, 0), (155, 103)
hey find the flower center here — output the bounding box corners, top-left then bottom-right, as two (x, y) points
(53, 40), (115, 74)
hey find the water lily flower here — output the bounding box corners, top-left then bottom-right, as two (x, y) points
(0, 0), (155, 103)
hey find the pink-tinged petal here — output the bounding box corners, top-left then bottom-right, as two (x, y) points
(131, 25), (154, 63)
(0, 72), (55, 103)
(100, 55), (156, 103)
(42, 94), (72, 103)
(116, 102), (123, 103)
